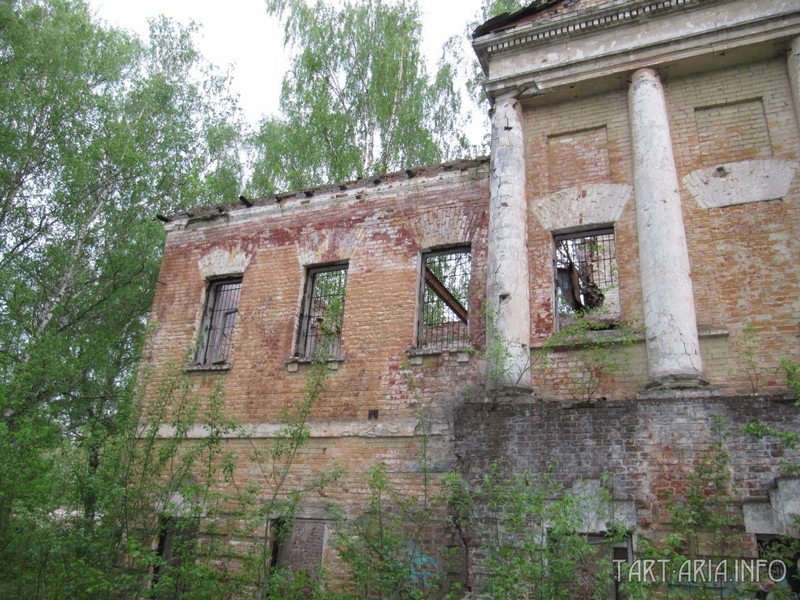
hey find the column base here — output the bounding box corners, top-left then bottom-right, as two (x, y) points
(637, 373), (717, 400)
(645, 373), (710, 390)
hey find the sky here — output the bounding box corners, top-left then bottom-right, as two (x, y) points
(88, 0), (487, 130)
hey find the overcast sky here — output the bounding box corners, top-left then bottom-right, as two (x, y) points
(88, 0), (486, 129)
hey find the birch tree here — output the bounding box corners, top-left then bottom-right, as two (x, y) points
(0, 1), (243, 590)
(249, 0), (467, 194)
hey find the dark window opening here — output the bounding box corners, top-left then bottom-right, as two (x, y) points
(419, 248), (471, 350)
(194, 278), (242, 367)
(297, 264), (348, 359)
(152, 516), (198, 591)
(269, 518), (326, 578)
(576, 534), (631, 600)
(554, 229), (619, 329)
(757, 535), (800, 595)
(270, 518), (288, 569)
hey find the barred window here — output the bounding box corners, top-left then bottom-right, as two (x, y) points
(554, 228), (619, 328)
(194, 278), (242, 367)
(418, 248), (471, 350)
(297, 264), (348, 359)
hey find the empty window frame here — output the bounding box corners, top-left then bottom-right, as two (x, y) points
(297, 264), (348, 359)
(554, 228), (619, 328)
(418, 248), (472, 350)
(194, 277), (242, 367)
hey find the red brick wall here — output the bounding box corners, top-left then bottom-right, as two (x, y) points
(522, 57), (800, 398)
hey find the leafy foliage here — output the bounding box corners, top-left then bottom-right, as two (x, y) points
(332, 463), (444, 600)
(629, 417), (757, 599)
(445, 464), (626, 600)
(743, 359), (800, 476)
(0, 0), (243, 596)
(248, 0), (468, 194)
(542, 314), (636, 401)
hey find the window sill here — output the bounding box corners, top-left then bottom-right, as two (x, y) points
(533, 328), (643, 352)
(185, 364), (232, 372)
(406, 346), (474, 365)
(285, 355), (345, 372)
(407, 345), (473, 357)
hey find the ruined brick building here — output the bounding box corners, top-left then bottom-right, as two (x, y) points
(143, 0), (800, 593)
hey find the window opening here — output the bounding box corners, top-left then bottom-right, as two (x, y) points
(152, 516), (197, 590)
(577, 534), (631, 600)
(297, 264), (348, 359)
(419, 248), (471, 350)
(554, 228), (619, 328)
(195, 278), (242, 367)
(757, 535), (800, 595)
(269, 518), (287, 569)
(269, 518), (326, 575)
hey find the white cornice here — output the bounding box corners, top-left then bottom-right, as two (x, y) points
(475, 0), (700, 60)
(476, 0), (800, 101)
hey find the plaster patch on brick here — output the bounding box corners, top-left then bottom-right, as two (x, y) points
(197, 247), (251, 278)
(295, 227), (367, 265)
(572, 479), (637, 532)
(682, 159), (798, 209)
(532, 183), (632, 231)
(769, 479), (800, 537)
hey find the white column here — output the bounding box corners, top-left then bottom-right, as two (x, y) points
(788, 37), (800, 133)
(487, 94), (531, 390)
(629, 69), (706, 389)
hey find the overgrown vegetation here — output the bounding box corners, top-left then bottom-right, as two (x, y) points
(744, 359), (800, 476)
(0, 0), (489, 596)
(542, 313), (637, 401)
(446, 463), (628, 600)
(233, 357), (344, 600)
(249, 0), (469, 194)
(0, 0), (242, 595)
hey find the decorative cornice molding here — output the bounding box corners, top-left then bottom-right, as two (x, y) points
(475, 0), (699, 58)
(476, 0), (800, 101)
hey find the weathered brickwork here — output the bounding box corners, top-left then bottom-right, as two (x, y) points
(146, 164), (489, 425)
(695, 99), (772, 166)
(143, 163), (491, 552)
(546, 125), (611, 190)
(141, 0), (800, 587)
(455, 396), (800, 541)
(520, 57), (800, 399)
(668, 59), (800, 392)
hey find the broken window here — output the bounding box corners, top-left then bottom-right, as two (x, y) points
(554, 228), (619, 329)
(194, 277), (242, 367)
(297, 264), (348, 359)
(418, 248), (471, 350)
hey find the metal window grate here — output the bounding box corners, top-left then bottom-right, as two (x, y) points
(419, 249), (471, 350)
(298, 266), (347, 358)
(554, 229), (619, 326)
(196, 279), (242, 367)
